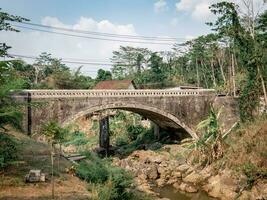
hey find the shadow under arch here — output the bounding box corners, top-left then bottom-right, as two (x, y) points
(62, 102), (198, 139)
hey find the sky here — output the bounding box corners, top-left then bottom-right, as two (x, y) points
(1, 0), (266, 77)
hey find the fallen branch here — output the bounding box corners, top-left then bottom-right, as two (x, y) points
(222, 122), (238, 139)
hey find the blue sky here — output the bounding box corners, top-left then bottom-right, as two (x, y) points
(1, 0), (266, 76)
(1, 0), (211, 37)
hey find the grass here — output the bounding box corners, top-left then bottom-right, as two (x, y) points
(0, 129), (90, 199)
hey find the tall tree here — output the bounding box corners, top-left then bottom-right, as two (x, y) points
(0, 8), (28, 57)
(209, 1), (266, 120)
(111, 46), (151, 80)
(95, 69), (112, 83)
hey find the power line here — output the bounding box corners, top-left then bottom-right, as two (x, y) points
(13, 25), (176, 45)
(18, 21), (183, 41)
(57, 57), (110, 62)
(9, 53), (114, 66)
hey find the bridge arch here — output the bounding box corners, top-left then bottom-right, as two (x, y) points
(62, 102), (198, 139)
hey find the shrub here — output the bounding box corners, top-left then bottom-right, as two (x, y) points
(108, 167), (133, 199)
(64, 131), (89, 146)
(93, 167), (133, 200)
(127, 125), (145, 141)
(115, 135), (129, 147)
(76, 158), (109, 184)
(147, 142), (162, 150)
(241, 162), (267, 189)
(0, 133), (17, 169)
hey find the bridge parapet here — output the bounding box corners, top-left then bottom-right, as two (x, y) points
(20, 89), (215, 99)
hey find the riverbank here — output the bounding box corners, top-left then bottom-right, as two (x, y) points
(112, 118), (267, 200)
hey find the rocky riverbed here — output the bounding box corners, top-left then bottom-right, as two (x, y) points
(112, 141), (267, 200)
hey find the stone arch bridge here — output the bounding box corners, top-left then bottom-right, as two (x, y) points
(15, 89), (239, 139)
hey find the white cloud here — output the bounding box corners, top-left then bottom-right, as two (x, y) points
(1, 16), (173, 77)
(176, 0), (267, 21)
(176, 0), (217, 21)
(176, 0), (199, 11)
(154, 0), (168, 13)
(192, 2), (212, 20)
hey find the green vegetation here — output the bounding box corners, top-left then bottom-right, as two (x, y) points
(1, 3), (267, 198)
(76, 152), (151, 200)
(110, 2), (267, 120)
(1, 1), (267, 119)
(76, 159), (109, 184)
(0, 133), (17, 169)
(64, 130), (98, 151)
(0, 9), (28, 170)
(42, 121), (69, 144)
(240, 162), (267, 189)
(191, 106), (224, 166)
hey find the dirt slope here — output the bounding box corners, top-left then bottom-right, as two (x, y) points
(0, 130), (90, 200)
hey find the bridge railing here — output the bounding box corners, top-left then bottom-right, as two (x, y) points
(17, 89), (215, 98)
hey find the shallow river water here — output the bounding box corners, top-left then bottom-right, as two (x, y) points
(153, 185), (215, 200)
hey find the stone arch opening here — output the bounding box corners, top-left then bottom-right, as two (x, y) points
(62, 102), (198, 139)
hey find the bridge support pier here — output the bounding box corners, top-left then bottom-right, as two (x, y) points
(152, 122), (160, 140)
(99, 117), (110, 156)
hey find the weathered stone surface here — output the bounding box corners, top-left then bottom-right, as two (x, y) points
(156, 178), (166, 187)
(239, 191), (252, 200)
(203, 170), (238, 199)
(18, 90), (238, 140)
(177, 164), (190, 173)
(250, 180), (267, 199)
(147, 165), (159, 180)
(172, 171), (182, 179)
(166, 178), (177, 185)
(183, 171), (206, 184)
(173, 182), (181, 190)
(185, 185), (198, 193)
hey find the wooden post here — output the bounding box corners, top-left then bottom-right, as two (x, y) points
(27, 92), (32, 136)
(51, 143), (55, 199)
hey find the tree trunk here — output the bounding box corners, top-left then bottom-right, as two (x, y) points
(211, 58), (217, 87)
(201, 60), (209, 88)
(229, 56), (232, 96)
(258, 65), (267, 107)
(231, 54), (236, 97)
(196, 58), (200, 87)
(217, 53), (226, 84)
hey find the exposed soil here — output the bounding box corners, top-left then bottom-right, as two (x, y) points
(0, 129), (90, 200)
